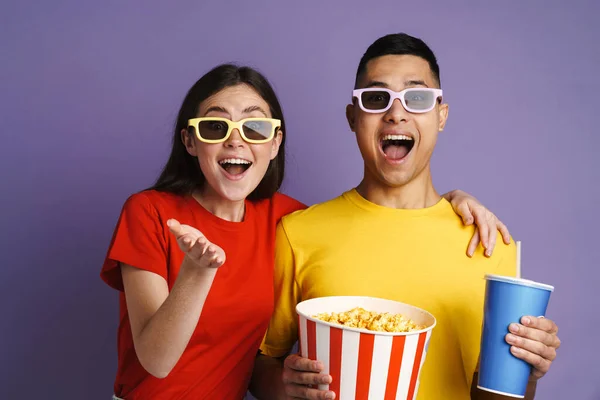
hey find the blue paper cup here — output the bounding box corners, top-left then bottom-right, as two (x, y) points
(477, 274), (554, 398)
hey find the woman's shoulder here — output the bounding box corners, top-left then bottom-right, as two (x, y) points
(272, 192), (307, 215)
(116, 190), (196, 228)
(124, 189), (186, 211)
(253, 192), (307, 220)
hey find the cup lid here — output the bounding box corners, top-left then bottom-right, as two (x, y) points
(485, 274), (554, 292)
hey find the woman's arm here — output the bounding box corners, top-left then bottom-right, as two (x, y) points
(122, 219), (225, 378)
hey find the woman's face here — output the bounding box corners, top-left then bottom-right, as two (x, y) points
(182, 84), (283, 202)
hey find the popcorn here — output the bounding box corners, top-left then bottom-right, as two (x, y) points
(313, 307), (424, 333)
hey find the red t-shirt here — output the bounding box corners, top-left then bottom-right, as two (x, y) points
(100, 190), (305, 399)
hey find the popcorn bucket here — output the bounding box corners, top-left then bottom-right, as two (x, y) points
(296, 296), (436, 400)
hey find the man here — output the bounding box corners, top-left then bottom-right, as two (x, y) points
(249, 33), (560, 399)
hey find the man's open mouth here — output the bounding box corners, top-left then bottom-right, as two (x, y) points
(380, 134), (415, 160)
(218, 158), (252, 176)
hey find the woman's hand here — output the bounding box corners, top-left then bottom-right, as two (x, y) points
(444, 190), (511, 257)
(167, 219), (226, 268)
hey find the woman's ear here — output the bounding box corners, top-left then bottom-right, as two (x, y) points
(270, 129), (283, 160)
(181, 128), (197, 156)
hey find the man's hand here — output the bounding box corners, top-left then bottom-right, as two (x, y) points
(505, 316), (561, 380)
(282, 354), (335, 399)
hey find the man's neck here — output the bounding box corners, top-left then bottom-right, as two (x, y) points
(356, 166), (441, 209)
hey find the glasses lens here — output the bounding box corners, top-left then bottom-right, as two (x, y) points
(242, 120), (274, 141)
(360, 90), (391, 111)
(198, 120), (229, 140)
(403, 89), (435, 111)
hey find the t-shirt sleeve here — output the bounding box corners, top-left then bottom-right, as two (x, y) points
(100, 192), (168, 291)
(273, 193), (307, 222)
(260, 219), (301, 358)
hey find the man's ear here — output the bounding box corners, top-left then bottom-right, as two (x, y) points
(181, 128), (197, 156)
(438, 103), (449, 132)
(346, 103), (356, 132)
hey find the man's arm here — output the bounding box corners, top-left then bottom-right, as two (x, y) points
(249, 220), (331, 399)
(249, 354), (286, 400)
(467, 243), (558, 400)
(249, 220), (298, 398)
(470, 371), (537, 399)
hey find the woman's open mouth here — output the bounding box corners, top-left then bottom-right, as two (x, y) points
(218, 158), (252, 177)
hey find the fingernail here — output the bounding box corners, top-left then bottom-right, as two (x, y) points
(321, 375), (332, 384)
(326, 392), (335, 399)
(522, 317), (531, 326)
(506, 334), (516, 344)
(485, 249), (491, 257)
(509, 323), (520, 333)
(511, 346), (522, 355)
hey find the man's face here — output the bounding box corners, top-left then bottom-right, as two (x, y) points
(346, 54), (449, 189)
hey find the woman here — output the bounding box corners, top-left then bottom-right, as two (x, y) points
(101, 64), (509, 399)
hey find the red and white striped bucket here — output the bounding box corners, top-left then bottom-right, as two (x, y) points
(296, 296), (436, 400)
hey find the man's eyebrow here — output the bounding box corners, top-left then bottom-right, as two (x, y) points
(362, 80), (430, 89)
(364, 81), (389, 88)
(405, 80), (429, 87)
(243, 105), (268, 117)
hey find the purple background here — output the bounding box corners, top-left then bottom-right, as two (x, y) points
(1, 1), (598, 398)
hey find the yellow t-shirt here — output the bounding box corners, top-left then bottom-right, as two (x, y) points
(260, 189), (517, 399)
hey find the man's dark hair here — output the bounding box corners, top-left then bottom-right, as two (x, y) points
(355, 33), (441, 88)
